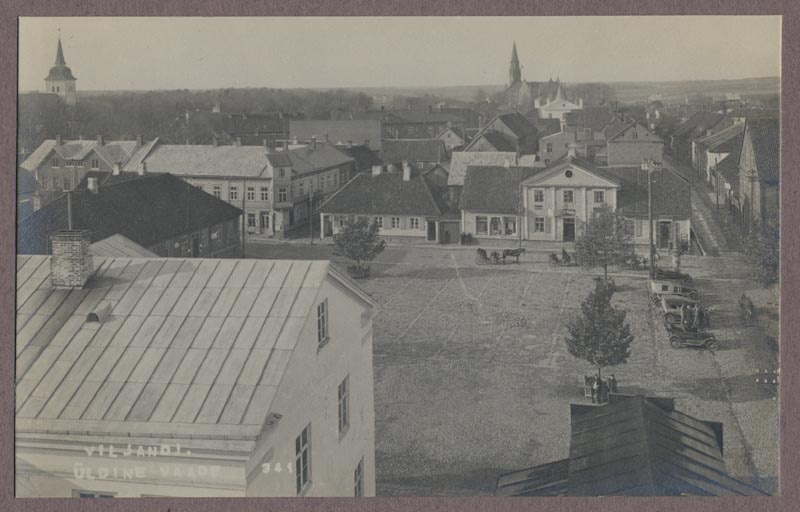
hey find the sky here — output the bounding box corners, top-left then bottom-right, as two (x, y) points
(19, 16), (781, 92)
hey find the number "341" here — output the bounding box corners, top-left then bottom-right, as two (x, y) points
(262, 462), (294, 474)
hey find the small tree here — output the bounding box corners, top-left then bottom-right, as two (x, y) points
(565, 286), (633, 381)
(333, 217), (386, 278)
(575, 205), (634, 282)
(743, 224), (779, 287)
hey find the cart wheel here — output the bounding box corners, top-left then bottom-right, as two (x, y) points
(664, 313), (677, 324)
(706, 340), (718, 352)
(670, 336), (682, 349)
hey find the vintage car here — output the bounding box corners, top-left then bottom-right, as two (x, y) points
(660, 295), (699, 324)
(649, 278), (699, 302)
(666, 323), (718, 352)
(654, 267), (693, 284)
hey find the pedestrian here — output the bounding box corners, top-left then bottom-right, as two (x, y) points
(609, 374), (618, 394)
(591, 376), (600, 404)
(589, 375), (597, 403)
(680, 304), (686, 328)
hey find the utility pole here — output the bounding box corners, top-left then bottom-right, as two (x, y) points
(309, 190), (314, 245)
(643, 159), (656, 280)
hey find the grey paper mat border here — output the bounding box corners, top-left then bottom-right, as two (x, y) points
(0, 1), (796, 511)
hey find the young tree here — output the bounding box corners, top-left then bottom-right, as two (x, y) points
(574, 204), (634, 282)
(565, 286), (633, 381)
(743, 224), (780, 287)
(332, 217), (386, 278)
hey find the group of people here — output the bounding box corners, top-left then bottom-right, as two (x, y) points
(585, 374), (618, 404)
(679, 303), (709, 331)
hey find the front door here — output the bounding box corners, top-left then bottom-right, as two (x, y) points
(563, 218), (576, 242)
(191, 234), (200, 257)
(323, 215), (333, 238)
(659, 221), (671, 249)
(260, 211), (270, 234)
(427, 221), (437, 241)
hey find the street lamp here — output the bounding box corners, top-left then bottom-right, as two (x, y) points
(641, 159), (659, 280)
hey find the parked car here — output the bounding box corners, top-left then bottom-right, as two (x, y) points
(659, 295), (698, 324)
(665, 323), (718, 352)
(649, 278), (699, 302)
(654, 267), (694, 285)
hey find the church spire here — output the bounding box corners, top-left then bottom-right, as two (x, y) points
(55, 31), (66, 66)
(509, 42), (522, 86)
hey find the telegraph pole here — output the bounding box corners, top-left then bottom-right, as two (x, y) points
(644, 159), (655, 280)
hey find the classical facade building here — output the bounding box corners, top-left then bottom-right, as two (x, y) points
(44, 35), (78, 106)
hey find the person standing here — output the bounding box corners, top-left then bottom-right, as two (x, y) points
(592, 376), (600, 404)
(609, 374), (618, 394)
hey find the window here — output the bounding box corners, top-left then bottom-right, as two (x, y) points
(317, 299), (329, 345)
(546, 143), (553, 153)
(91, 159), (99, 170)
(533, 189), (544, 203)
(230, 186), (238, 201)
(504, 217), (516, 235)
(278, 168), (285, 178)
(278, 188), (287, 202)
(64, 178), (71, 191)
(338, 376), (350, 435)
(391, 217), (400, 229)
(52, 177), (61, 191)
(295, 424), (311, 495)
(354, 458), (364, 497)
(261, 186), (269, 201)
(534, 217), (545, 232)
(374, 216), (383, 228)
(410, 217), (420, 230)
(260, 211), (270, 229)
(490, 216), (502, 236)
(635, 220), (643, 237)
(632, 129), (639, 140)
(247, 187), (255, 201)
(52, 158), (59, 168)
(624, 219), (635, 237)
(563, 190), (574, 203)
(247, 213), (256, 227)
(476, 216), (488, 235)
(196, 184), (204, 191)
(594, 191), (605, 204)
(334, 174), (339, 186)
(213, 185), (221, 198)
(299, 181), (305, 196)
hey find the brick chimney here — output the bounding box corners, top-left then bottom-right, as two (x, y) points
(50, 230), (94, 289)
(138, 162), (147, 176)
(112, 162), (121, 176)
(97, 135), (105, 146)
(87, 176), (99, 194)
(402, 161), (412, 181)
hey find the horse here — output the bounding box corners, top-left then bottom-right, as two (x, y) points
(502, 247), (526, 263)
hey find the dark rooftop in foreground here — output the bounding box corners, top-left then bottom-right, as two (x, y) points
(496, 394), (768, 497)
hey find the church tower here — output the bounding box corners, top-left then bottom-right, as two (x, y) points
(44, 32), (78, 106)
(508, 42), (522, 87)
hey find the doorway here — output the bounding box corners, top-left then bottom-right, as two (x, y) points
(659, 221), (671, 249)
(562, 218), (576, 242)
(191, 234), (200, 257)
(323, 215), (333, 238)
(427, 221), (437, 241)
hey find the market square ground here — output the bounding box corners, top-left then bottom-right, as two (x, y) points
(247, 242), (779, 496)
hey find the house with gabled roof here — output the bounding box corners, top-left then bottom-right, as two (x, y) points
(737, 117), (780, 235)
(496, 394), (767, 496)
(669, 111), (727, 165)
(319, 163), (460, 244)
(605, 121), (664, 166)
(15, 246), (377, 497)
(695, 123), (744, 183)
(463, 112), (539, 155)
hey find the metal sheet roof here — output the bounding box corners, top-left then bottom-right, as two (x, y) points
(15, 256), (342, 438)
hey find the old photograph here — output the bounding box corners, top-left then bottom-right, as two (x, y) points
(14, 16), (780, 497)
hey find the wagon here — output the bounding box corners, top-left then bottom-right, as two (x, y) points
(666, 323), (718, 352)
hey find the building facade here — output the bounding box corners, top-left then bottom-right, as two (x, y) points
(605, 122), (664, 166)
(15, 253), (377, 497)
(737, 118), (780, 235)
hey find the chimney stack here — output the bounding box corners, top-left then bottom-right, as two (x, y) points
(97, 135), (104, 147)
(372, 165), (383, 176)
(402, 161), (412, 181)
(138, 162), (147, 176)
(136, 135), (143, 146)
(50, 230), (94, 289)
(567, 144), (577, 158)
(56, 134), (63, 146)
(112, 162), (121, 176)
(87, 176), (99, 194)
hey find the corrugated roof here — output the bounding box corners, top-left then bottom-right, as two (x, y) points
(290, 120), (383, 151)
(381, 139), (447, 164)
(17, 173), (242, 254)
(497, 395), (767, 496)
(460, 166), (541, 213)
(14, 256), (353, 437)
(123, 143), (272, 178)
(448, 152), (538, 186)
(319, 172), (443, 217)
